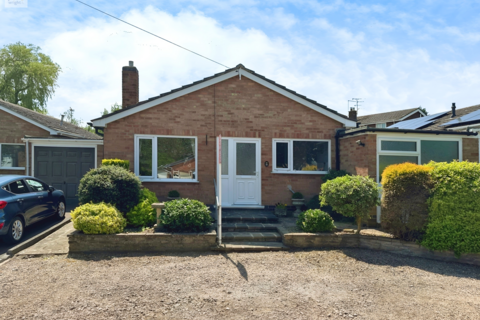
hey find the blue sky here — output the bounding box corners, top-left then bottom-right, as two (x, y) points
(1, 0), (479, 123)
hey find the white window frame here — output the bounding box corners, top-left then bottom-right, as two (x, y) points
(376, 123), (387, 128)
(134, 134), (198, 183)
(272, 139), (331, 174)
(0, 143), (26, 170)
(376, 136), (463, 183)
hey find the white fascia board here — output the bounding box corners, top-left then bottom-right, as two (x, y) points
(91, 71), (239, 127)
(22, 138), (104, 145)
(238, 69), (356, 127)
(0, 105), (58, 135)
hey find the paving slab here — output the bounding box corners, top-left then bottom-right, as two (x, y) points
(16, 222), (74, 256)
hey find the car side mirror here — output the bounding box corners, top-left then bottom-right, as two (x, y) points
(48, 186), (55, 192)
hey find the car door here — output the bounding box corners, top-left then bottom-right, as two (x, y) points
(7, 179), (39, 226)
(25, 179), (53, 222)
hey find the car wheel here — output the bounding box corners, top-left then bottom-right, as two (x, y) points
(4, 217), (24, 244)
(56, 201), (66, 220)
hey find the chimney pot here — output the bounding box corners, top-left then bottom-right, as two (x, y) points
(122, 61), (139, 109)
(451, 102), (456, 118)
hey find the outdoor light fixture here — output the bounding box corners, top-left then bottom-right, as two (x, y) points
(356, 140), (365, 147)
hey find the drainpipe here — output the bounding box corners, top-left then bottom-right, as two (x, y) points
(25, 139), (29, 176)
(335, 129), (345, 171)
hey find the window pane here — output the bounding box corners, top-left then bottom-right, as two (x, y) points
(421, 140), (459, 164)
(236, 143), (256, 175)
(381, 141), (416, 151)
(25, 179), (47, 192)
(221, 139), (228, 175)
(379, 155), (418, 180)
(139, 139), (153, 176)
(1, 145), (26, 168)
(8, 180), (29, 194)
(275, 142), (289, 169)
(157, 137), (196, 180)
(293, 141), (329, 172)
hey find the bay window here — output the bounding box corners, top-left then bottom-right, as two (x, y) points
(135, 135), (197, 182)
(272, 139), (330, 174)
(0, 144), (26, 169)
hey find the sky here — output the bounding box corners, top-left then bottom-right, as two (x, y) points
(1, 0), (480, 124)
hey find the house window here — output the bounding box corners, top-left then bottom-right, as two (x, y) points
(378, 138), (461, 181)
(135, 135), (197, 182)
(0, 144), (26, 169)
(272, 139), (330, 174)
(376, 123), (387, 128)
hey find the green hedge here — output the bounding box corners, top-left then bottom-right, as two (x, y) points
(102, 159), (130, 170)
(297, 209), (334, 233)
(71, 202), (126, 234)
(161, 199), (212, 232)
(126, 188), (159, 227)
(381, 163), (433, 241)
(78, 166), (141, 214)
(421, 161), (480, 256)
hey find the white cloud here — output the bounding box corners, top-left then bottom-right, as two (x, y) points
(39, 6), (480, 124)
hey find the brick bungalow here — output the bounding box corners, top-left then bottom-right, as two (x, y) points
(90, 63), (356, 207)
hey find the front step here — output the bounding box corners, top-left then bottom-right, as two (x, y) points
(221, 210), (279, 223)
(222, 222), (278, 232)
(222, 231), (282, 242)
(213, 242), (289, 252)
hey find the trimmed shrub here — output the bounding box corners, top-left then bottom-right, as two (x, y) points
(322, 168), (350, 183)
(292, 192), (304, 199)
(168, 190), (180, 198)
(71, 202), (126, 234)
(320, 175), (380, 233)
(381, 163), (433, 241)
(297, 209), (335, 233)
(78, 166), (141, 214)
(126, 188), (159, 227)
(102, 159), (130, 170)
(422, 161), (480, 256)
(161, 199), (213, 233)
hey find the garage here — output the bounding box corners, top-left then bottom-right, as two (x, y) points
(34, 146), (96, 209)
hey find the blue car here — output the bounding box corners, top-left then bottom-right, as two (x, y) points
(0, 175), (66, 244)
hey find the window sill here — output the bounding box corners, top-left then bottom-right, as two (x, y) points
(0, 167), (25, 170)
(139, 178), (200, 183)
(271, 171), (327, 175)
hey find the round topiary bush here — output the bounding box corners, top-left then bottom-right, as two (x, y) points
(161, 199), (213, 232)
(126, 188), (159, 227)
(297, 209), (335, 233)
(292, 192), (304, 199)
(71, 202), (126, 234)
(78, 165), (141, 214)
(381, 163), (433, 241)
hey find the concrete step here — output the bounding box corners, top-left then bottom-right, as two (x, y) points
(221, 222), (278, 232)
(222, 231), (282, 242)
(212, 242), (289, 252)
(222, 215), (278, 223)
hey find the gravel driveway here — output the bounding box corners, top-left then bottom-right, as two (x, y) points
(1, 249), (479, 319)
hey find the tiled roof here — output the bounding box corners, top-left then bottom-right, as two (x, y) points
(357, 107), (421, 125)
(0, 99), (102, 140)
(92, 64), (351, 122)
(420, 104), (480, 131)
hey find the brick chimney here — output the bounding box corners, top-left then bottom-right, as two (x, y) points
(122, 61), (139, 109)
(348, 108), (357, 121)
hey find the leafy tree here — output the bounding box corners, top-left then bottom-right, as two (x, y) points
(101, 102), (122, 115)
(0, 42), (61, 114)
(60, 107), (95, 133)
(419, 106), (428, 115)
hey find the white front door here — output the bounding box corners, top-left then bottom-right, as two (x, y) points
(218, 138), (261, 206)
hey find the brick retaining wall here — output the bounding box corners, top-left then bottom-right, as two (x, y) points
(68, 229), (217, 253)
(283, 233), (480, 266)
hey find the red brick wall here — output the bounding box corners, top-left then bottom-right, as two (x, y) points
(122, 67), (139, 108)
(339, 133), (377, 180)
(0, 110), (50, 175)
(103, 76), (345, 205)
(463, 138), (479, 162)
